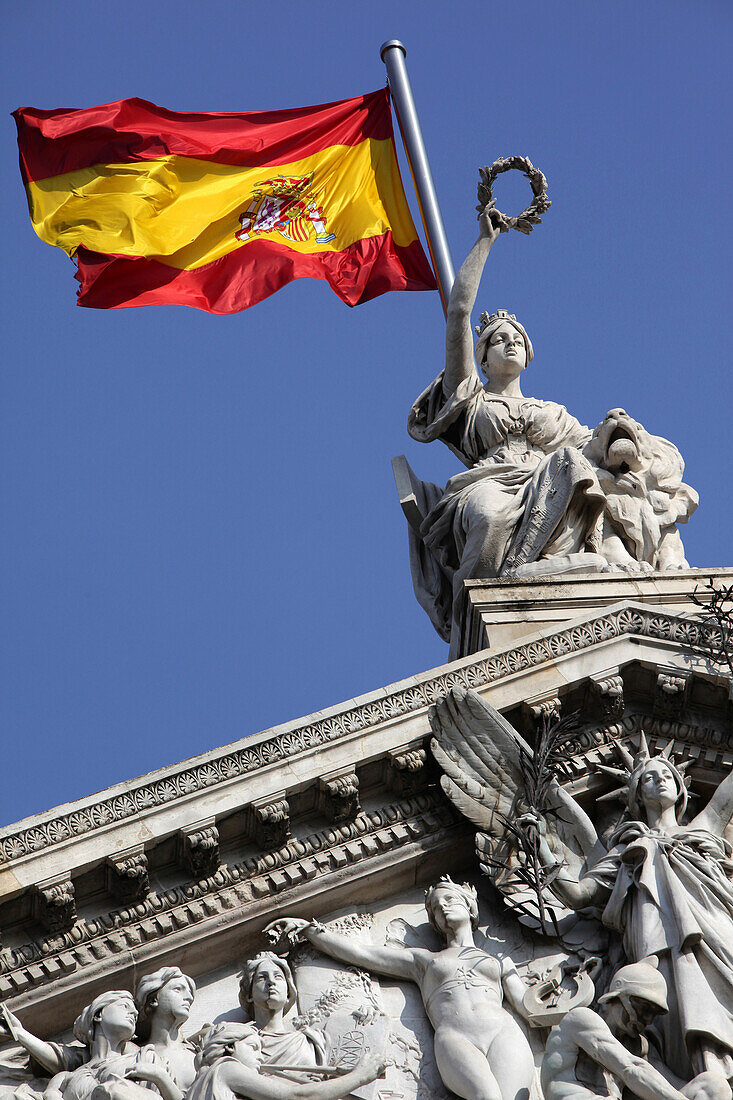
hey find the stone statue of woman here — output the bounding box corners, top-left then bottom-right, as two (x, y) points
(266, 876), (544, 1100)
(238, 953), (328, 1076)
(134, 967), (197, 1092)
(402, 201), (696, 656)
(527, 736), (733, 1085)
(186, 1022), (384, 1100)
(431, 688), (733, 1086)
(40, 990), (182, 1100)
(406, 205), (607, 653)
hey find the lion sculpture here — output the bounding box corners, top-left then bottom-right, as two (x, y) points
(586, 408), (698, 572)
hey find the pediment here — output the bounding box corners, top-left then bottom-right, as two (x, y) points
(0, 592), (730, 1039)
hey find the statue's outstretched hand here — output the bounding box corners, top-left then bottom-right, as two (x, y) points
(361, 1053), (389, 1081)
(478, 201), (510, 242)
(0, 1005), (22, 1041)
(264, 916), (318, 951)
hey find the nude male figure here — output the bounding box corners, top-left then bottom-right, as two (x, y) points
(542, 958), (730, 1100)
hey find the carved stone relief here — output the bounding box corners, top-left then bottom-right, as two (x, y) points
(248, 797), (291, 850)
(317, 772), (360, 824)
(386, 747), (429, 798)
(2, 819), (732, 1100)
(179, 823), (220, 879)
(106, 849), (149, 902)
(33, 878), (76, 936)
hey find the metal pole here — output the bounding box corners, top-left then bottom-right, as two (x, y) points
(380, 39), (455, 315)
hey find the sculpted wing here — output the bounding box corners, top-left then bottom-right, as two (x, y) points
(430, 688), (605, 936)
(429, 687), (525, 837)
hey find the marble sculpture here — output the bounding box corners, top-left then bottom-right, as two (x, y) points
(402, 202), (697, 654)
(0, 169), (727, 1100)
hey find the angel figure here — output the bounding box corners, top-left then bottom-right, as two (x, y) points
(266, 877), (545, 1100)
(429, 687), (733, 1085)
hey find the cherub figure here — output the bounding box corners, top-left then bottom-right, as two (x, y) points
(429, 687), (733, 1084)
(266, 876), (544, 1100)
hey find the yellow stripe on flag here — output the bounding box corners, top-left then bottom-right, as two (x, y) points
(26, 137), (418, 270)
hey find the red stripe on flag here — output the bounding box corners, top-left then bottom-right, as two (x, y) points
(15, 90), (393, 184)
(73, 234), (436, 312)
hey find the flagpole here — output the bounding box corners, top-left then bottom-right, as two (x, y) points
(380, 39), (455, 315)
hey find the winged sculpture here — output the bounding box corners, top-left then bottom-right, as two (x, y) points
(429, 688), (733, 1085)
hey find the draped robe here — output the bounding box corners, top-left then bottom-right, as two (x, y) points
(589, 822), (733, 1079)
(407, 373), (606, 655)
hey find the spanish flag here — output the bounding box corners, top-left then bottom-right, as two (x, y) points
(13, 89), (436, 312)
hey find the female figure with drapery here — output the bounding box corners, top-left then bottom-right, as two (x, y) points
(406, 206), (607, 654)
(534, 738), (733, 1084)
(429, 688), (733, 1086)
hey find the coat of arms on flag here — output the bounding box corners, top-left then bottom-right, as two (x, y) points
(236, 175), (335, 245)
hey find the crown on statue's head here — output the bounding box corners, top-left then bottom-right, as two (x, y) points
(596, 731), (693, 819)
(475, 308), (517, 337)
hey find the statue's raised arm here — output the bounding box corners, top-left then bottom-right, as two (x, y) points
(443, 204), (506, 397)
(399, 168), (699, 657)
(404, 178), (612, 654)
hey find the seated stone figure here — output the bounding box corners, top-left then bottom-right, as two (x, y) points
(541, 958), (730, 1100)
(400, 202), (697, 655)
(238, 954), (328, 1077)
(186, 1022), (384, 1100)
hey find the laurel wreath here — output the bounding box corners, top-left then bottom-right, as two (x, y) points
(476, 156), (551, 235)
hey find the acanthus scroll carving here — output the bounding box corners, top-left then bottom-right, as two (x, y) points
(249, 796), (291, 850)
(34, 877), (76, 934)
(588, 671), (624, 718)
(179, 823), (220, 878)
(387, 747), (429, 797)
(317, 771), (360, 824)
(654, 669), (691, 717)
(106, 849), (149, 902)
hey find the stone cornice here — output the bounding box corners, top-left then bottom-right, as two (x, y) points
(0, 792), (458, 1002)
(0, 603), (726, 867)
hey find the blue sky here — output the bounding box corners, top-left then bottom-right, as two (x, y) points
(2, 0), (731, 827)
